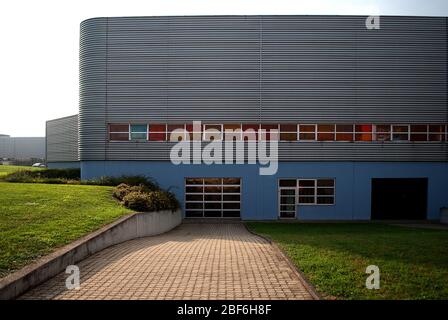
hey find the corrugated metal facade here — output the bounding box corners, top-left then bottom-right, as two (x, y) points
(0, 137), (45, 160)
(46, 115), (79, 162)
(80, 15), (448, 162)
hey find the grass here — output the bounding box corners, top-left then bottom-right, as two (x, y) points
(0, 182), (132, 278)
(246, 222), (448, 300)
(0, 165), (42, 177)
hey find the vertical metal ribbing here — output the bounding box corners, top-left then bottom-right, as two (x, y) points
(104, 17), (109, 161)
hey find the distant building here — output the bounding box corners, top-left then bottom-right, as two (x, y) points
(0, 135), (45, 163)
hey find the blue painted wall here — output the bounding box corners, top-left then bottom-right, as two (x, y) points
(47, 162), (81, 169)
(81, 161), (448, 221)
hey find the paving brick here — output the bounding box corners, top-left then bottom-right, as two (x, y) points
(20, 223), (315, 300)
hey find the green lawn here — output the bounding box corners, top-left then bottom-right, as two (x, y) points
(0, 182), (132, 277)
(246, 222), (448, 300)
(0, 165), (42, 177)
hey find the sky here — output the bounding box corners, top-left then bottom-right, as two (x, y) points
(1, 0), (448, 137)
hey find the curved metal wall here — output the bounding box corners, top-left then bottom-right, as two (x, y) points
(79, 15), (448, 162)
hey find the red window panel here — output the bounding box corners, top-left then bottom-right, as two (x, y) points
(279, 124), (297, 141)
(167, 124), (185, 142)
(317, 124), (334, 141)
(109, 124), (129, 141)
(410, 125), (428, 142)
(109, 133), (129, 141)
(260, 124), (279, 141)
(429, 125), (445, 142)
(242, 124), (259, 141)
(299, 124), (317, 140)
(355, 124), (372, 141)
(149, 124), (166, 141)
(336, 124), (354, 141)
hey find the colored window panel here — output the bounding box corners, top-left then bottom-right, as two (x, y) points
(429, 125), (445, 142)
(355, 124), (372, 141)
(149, 124), (166, 141)
(374, 125), (391, 141)
(336, 124), (354, 141)
(130, 124), (147, 141)
(317, 124), (334, 141)
(109, 124), (129, 141)
(410, 125), (428, 142)
(392, 125), (409, 141)
(279, 124), (297, 141)
(299, 124), (317, 140)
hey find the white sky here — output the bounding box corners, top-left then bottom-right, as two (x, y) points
(1, 0), (447, 137)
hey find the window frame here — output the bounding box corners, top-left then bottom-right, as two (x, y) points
(391, 124), (410, 142)
(109, 123), (131, 142)
(298, 124), (318, 141)
(278, 178), (336, 209)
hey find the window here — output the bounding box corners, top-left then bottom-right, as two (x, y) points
(392, 125), (409, 141)
(410, 125), (428, 142)
(299, 124), (317, 141)
(298, 179), (316, 204)
(279, 178), (335, 208)
(316, 179), (335, 204)
(167, 124), (186, 142)
(279, 124), (297, 141)
(223, 124), (242, 140)
(355, 124), (372, 141)
(336, 124), (354, 141)
(130, 124), (147, 141)
(429, 125), (445, 142)
(374, 125), (391, 141)
(260, 124), (279, 141)
(109, 124), (129, 141)
(149, 124), (166, 141)
(317, 124), (335, 141)
(203, 124), (222, 141)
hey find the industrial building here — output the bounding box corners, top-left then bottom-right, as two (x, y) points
(46, 15), (448, 220)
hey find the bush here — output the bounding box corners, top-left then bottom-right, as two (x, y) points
(118, 187), (180, 212)
(112, 183), (152, 201)
(122, 191), (151, 212)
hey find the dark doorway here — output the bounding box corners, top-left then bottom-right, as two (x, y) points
(371, 178), (427, 220)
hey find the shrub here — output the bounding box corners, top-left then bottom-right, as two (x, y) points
(122, 191), (151, 212)
(117, 186), (180, 212)
(112, 183), (152, 201)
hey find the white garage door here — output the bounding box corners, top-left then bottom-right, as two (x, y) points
(185, 178), (241, 218)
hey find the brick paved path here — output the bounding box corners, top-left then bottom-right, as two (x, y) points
(21, 223), (316, 300)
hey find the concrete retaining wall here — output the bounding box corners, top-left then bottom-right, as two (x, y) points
(0, 209), (182, 300)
